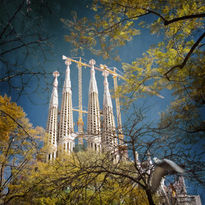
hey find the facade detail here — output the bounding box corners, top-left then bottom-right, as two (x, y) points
(158, 176), (202, 205)
(46, 71), (59, 161)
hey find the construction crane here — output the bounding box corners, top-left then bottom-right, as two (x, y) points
(62, 55), (123, 78)
(62, 55), (124, 142)
(76, 58), (84, 133)
(62, 55), (164, 146)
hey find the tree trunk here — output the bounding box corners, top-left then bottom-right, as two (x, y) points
(145, 189), (155, 205)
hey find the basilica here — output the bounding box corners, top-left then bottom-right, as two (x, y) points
(46, 57), (123, 161)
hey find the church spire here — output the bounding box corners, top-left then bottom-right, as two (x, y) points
(46, 71), (59, 161)
(63, 59), (72, 93)
(103, 70), (113, 108)
(58, 59), (75, 153)
(88, 59), (98, 94)
(49, 71), (59, 109)
(102, 69), (117, 153)
(87, 59), (101, 136)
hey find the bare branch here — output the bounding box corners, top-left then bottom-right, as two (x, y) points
(0, 71), (48, 82)
(0, 0), (25, 39)
(0, 38), (48, 56)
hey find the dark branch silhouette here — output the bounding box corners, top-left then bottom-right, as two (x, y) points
(164, 31), (205, 79)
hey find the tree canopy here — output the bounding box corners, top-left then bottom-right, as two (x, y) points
(3, 150), (152, 205)
(0, 0), (54, 99)
(0, 95), (44, 204)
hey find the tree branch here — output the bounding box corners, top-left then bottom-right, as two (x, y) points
(0, 39), (47, 56)
(164, 31), (205, 79)
(164, 13), (205, 25)
(0, 0), (25, 39)
(0, 109), (32, 139)
(90, 12), (150, 37)
(143, 8), (167, 23)
(115, 3), (205, 26)
(0, 71), (47, 82)
(141, 8), (205, 26)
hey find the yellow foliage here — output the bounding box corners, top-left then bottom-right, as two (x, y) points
(0, 95), (46, 204)
(6, 150), (155, 204)
(0, 95), (25, 141)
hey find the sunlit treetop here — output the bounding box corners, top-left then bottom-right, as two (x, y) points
(62, 0), (205, 61)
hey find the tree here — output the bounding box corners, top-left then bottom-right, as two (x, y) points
(8, 108), (193, 205)
(0, 0), (53, 99)
(5, 151), (150, 205)
(0, 95), (44, 204)
(66, 107), (204, 205)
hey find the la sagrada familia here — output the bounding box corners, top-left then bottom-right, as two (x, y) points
(46, 57), (123, 161)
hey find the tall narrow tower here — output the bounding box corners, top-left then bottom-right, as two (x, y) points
(87, 59), (101, 151)
(46, 71), (59, 161)
(58, 59), (75, 153)
(102, 70), (117, 153)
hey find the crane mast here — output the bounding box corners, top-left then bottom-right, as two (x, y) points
(113, 68), (124, 145)
(77, 58), (84, 144)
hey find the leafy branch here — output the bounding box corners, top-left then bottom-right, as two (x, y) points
(164, 31), (205, 79)
(114, 2), (205, 26)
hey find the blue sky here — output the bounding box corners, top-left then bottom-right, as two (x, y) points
(3, 0), (170, 129)
(1, 0), (204, 202)
(12, 0), (169, 128)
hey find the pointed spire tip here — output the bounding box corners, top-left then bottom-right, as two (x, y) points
(53, 71), (60, 78)
(89, 59), (96, 66)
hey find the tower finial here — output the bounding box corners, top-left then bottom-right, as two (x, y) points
(88, 59), (98, 94)
(53, 71), (60, 78)
(102, 69), (109, 87)
(103, 70), (109, 77)
(63, 58), (72, 93)
(65, 59), (72, 66)
(53, 71), (60, 87)
(102, 68), (112, 108)
(89, 59), (96, 68)
(62, 55), (71, 66)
